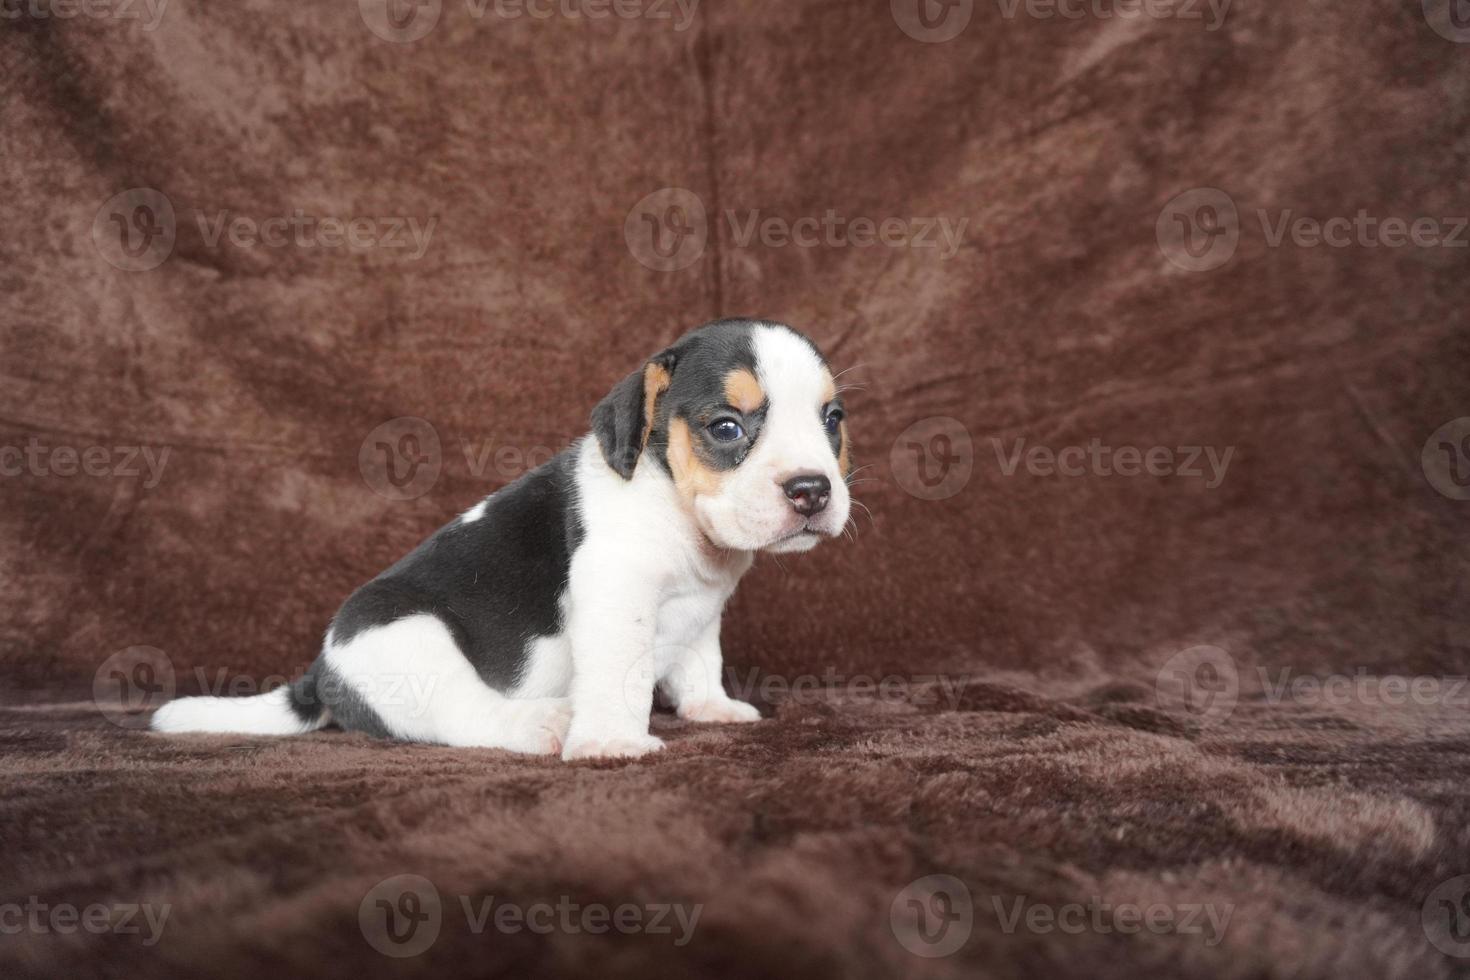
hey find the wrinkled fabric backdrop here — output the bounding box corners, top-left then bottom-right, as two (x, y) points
(2, 1), (1466, 699)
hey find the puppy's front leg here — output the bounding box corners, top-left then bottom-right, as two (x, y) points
(561, 560), (667, 761)
(665, 614), (761, 724)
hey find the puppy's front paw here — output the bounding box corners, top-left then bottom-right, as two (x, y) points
(677, 699), (762, 724)
(561, 733), (666, 761)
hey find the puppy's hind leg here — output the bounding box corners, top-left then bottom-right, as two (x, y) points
(323, 614), (571, 754)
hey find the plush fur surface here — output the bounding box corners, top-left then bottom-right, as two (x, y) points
(3, 2), (1469, 978)
(5, 679), (1470, 979)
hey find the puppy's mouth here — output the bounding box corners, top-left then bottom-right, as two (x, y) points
(763, 521), (833, 552)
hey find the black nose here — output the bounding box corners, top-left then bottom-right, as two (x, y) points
(782, 474), (831, 517)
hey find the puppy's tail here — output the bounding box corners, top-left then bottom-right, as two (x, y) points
(150, 675), (329, 736)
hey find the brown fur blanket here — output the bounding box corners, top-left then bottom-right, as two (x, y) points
(2, 0), (1468, 976)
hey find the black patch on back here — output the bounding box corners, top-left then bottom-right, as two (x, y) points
(326, 449), (583, 709)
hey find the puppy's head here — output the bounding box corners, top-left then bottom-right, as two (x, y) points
(592, 319), (852, 553)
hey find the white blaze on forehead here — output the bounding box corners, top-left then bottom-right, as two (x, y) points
(749, 325), (836, 476)
(750, 325), (830, 414)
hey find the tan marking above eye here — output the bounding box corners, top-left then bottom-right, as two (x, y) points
(667, 417), (725, 503)
(723, 368), (765, 414)
(641, 362), (672, 448)
(820, 370), (838, 405)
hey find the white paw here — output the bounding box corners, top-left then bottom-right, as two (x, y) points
(507, 698), (573, 755)
(677, 699), (762, 724)
(561, 733), (666, 761)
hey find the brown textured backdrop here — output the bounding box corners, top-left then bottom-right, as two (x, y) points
(6, 4), (1470, 980)
(3, 5), (1469, 689)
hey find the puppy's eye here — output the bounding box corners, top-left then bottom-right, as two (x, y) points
(824, 409), (844, 435)
(708, 418), (745, 442)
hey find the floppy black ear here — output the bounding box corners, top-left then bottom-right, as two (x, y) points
(591, 348), (677, 479)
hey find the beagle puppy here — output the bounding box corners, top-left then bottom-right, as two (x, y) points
(151, 318), (852, 760)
